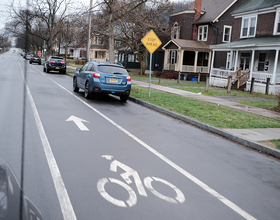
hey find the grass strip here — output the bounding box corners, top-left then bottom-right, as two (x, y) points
(270, 139), (280, 150)
(131, 86), (280, 129)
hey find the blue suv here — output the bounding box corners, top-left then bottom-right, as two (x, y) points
(73, 61), (131, 101)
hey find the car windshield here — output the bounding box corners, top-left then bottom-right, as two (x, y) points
(98, 65), (127, 75)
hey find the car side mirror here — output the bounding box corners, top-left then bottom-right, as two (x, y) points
(76, 68), (81, 72)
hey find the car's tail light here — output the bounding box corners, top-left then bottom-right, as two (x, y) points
(93, 72), (100, 78)
(61, 62), (66, 64)
(49, 61), (54, 63)
(31, 57), (34, 59)
(126, 75), (131, 81)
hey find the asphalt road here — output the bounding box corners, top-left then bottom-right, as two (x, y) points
(1, 49), (280, 220)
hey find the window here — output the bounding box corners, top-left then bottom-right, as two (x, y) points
(169, 51), (177, 64)
(94, 51), (98, 58)
(198, 25), (208, 41)
(128, 54), (135, 62)
(241, 17), (256, 38)
(223, 26), (232, 42)
(172, 26), (180, 39)
(171, 22), (180, 39)
(273, 9), (280, 35)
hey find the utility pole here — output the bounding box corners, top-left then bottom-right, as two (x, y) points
(87, 0), (93, 62)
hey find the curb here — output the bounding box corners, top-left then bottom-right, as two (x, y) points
(129, 96), (280, 159)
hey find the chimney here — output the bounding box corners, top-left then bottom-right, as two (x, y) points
(194, 0), (202, 22)
(192, 0), (202, 40)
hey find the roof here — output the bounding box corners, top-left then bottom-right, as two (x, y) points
(163, 39), (211, 51)
(232, 0), (280, 15)
(195, 0), (237, 24)
(210, 37), (280, 49)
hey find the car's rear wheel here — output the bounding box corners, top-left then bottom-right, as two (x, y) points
(73, 78), (79, 92)
(84, 81), (91, 99)
(46, 67), (50, 73)
(43, 67), (46, 72)
(120, 95), (129, 102)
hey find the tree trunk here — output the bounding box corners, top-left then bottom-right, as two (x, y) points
(108, 13), (115, 63)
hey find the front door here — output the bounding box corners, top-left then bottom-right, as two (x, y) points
(239, 53), (250, 71)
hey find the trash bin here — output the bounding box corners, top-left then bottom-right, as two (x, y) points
(180, 73), (184, 80)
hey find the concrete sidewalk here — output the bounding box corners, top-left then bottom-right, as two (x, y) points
(132, 79), (280, 145)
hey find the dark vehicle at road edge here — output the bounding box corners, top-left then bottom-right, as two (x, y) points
(43, 56), (66, 74)
(73, 61), (131, 101)
(29, 54), (41, 65)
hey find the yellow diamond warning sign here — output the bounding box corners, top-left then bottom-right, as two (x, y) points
(141, 30), (162, 54)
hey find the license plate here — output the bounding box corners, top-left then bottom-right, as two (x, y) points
(110, 78), (118, 83)
(56, 67), (59, 69)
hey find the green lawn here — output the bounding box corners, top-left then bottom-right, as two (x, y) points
(66, 68), (76, 75)
(130, 87), (280, 129)
(236, 100), (278, 110)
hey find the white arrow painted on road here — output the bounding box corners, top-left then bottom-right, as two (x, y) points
(66, 115), (89, 131)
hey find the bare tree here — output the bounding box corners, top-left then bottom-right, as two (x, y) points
(7, 0), (79, 56)
(99, 0), (172, 74)
(99, 0), (149, 62)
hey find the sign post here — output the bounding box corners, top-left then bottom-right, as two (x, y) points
(141, 30), (162, 97)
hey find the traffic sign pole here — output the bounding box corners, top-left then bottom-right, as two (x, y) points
(141, 30), (162, 98)
(149, 53), (152, 97)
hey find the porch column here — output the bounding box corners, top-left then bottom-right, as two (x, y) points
(234, 50), (239, 70)
(207, 51), (212, 74)
(249, 49), (255, 81)
(272, 49), (279, 84)
(210, 50), (215, 77)
(179, 50), (184, 72)
(229, 50), (233, 69)
(194, 51), (198, 72)
(163, 49), (169, 70)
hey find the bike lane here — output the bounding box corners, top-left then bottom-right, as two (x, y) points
(24, 63), (280, 220)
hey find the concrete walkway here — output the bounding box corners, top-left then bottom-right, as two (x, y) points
(132, 79), (280, 143)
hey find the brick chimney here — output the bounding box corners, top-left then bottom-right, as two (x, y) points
(194, 0), (202, 22)
(192, 0), (202, 40)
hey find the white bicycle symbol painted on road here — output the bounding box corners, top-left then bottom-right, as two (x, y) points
(97, 155), (185, 208)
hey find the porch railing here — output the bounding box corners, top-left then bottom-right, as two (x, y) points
(211, 68), (235, 78)
(167, 64), (175, 71)
(229, 68), (242, 84)
(252, 72), (273, 83)
(182, 65), (195, 72)
(181, 65), (209, 73)
(236, 70), (250, 89)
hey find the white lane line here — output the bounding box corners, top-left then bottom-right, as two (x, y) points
(18, 63), (77, 220)
(36, 68), (257, 220)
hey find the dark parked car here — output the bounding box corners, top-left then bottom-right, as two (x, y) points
(29, 54), (41, 65)
(43, 56), (66, 74)
(73, 61), (131, 101)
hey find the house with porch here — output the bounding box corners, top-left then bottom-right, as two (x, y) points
(90, 35), (109, 62)
(162, 0), (249, 80)
(210, 0), (280, 94)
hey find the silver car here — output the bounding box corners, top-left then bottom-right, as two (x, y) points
(25, 54), (31, 60)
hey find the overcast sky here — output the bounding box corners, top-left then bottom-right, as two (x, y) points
(0, 0), (13, 30)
